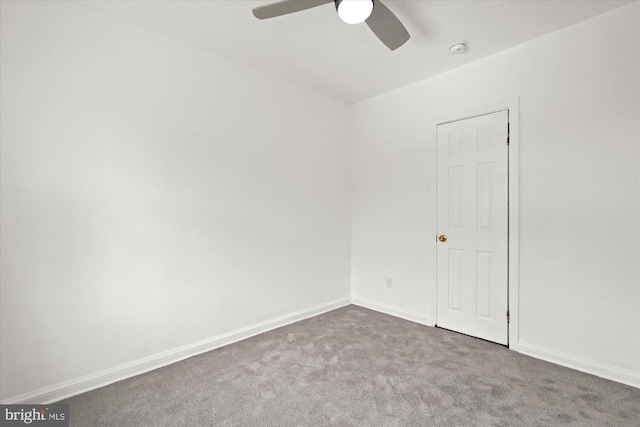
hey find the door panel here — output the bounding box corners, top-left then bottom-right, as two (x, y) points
(436, 111), (509, 345)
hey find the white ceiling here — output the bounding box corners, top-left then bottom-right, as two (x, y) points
(73, 0), (635, 103)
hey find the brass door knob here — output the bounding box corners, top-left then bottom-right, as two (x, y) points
(438, 235), (447, 242)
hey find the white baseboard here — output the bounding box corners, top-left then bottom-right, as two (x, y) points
(351, 299), (639, 389)
(2, 297), (351, 404)
(6, 298), (635, 404)
(515, 341), (640, 389)
(351, 297), (434, 326)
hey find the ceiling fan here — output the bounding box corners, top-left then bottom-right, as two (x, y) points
(252, 0), (410, 51)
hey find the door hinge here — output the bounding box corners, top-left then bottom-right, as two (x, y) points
(507, 134), (510, 145)
(507, 309), (510, 323)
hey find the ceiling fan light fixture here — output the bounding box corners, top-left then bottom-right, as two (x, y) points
(336, 0), (374, 25)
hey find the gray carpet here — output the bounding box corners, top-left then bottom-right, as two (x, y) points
(61, 305), (640, 426)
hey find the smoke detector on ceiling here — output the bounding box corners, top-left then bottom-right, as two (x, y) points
(449, 41), (468, 54)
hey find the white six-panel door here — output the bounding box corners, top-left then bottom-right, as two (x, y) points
(436, 110), (509, 345)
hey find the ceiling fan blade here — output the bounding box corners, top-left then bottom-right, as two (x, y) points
(253, 0), (333, 20)
(365, 0), (410, 50)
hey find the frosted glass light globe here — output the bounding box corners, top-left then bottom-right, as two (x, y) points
(337, 0), (374, 25)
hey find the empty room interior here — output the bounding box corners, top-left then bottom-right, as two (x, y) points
(1, 0), (639, 425)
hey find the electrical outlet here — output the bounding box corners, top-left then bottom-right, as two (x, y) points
(386, 278), (393, 288)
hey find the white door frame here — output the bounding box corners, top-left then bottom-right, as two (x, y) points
(430, 98), (519, 349)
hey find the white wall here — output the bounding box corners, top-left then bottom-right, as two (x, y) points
(0, 1), (351, 402)
(351, 2), (640, 385)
